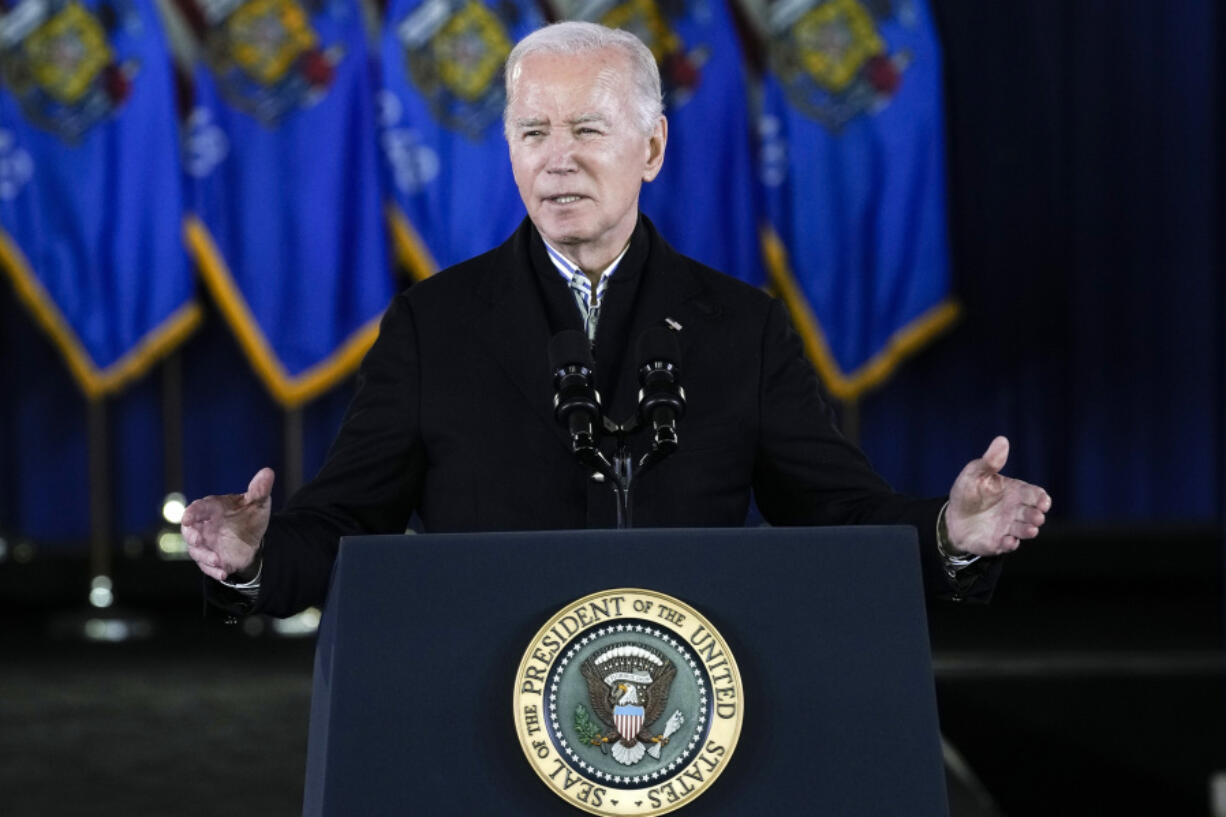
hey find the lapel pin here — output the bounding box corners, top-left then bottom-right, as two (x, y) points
(664, 317), (683, 332)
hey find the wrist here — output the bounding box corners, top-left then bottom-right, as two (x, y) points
(937, 502), (980, 574)
(938, 502), (970, 557)
(226, 539), (264, 583)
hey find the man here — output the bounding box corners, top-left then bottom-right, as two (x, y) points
(183, 22), (1051, 617)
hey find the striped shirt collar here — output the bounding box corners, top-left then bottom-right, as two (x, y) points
(541, 240), (630, 298)
(542, 240), (631, 341)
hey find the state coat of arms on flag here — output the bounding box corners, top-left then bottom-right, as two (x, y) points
(760, 0), (958, 401)
(0, 0), (198, 398)
(179, 0), (394, 407)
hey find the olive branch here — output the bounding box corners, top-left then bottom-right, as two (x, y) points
(574, 705), (606, 752)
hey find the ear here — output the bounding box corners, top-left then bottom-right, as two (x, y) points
(641, 115), (668, 183)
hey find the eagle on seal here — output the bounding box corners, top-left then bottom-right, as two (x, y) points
(579, 642), (678, 765)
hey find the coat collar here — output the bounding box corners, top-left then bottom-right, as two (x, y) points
(478, 215), (708, 449)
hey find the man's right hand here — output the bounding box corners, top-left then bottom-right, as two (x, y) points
(182, 468), (275, 582)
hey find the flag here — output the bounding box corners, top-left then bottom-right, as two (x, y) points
(179, 0), (393, 407)
(760, 0), (958, 401)
(0, 0), (199, 399)
(552, 0), (763, 285)
(379, 0), (545, 278)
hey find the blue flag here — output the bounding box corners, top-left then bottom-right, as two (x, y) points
(552, 0), (762, 284)
(181, 0), (393, 407)
(760, 0), (958, 401)
(0, 0), (198, 399)
(379, 0), (544, 278)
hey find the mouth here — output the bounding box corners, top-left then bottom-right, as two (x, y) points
(545, 194), (585, 205)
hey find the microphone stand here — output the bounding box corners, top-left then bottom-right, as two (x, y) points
(596, 415), (677, 530)
(551, 329), (684, 530)
(613, 441), (634, 530)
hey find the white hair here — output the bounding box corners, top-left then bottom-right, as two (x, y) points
(503, 21), (664, 136)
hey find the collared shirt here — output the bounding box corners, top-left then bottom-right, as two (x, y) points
(542, 240), (630, 341)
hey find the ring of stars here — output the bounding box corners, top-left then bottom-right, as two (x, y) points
(547, 622), (711, 788)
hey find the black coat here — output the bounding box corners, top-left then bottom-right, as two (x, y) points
(222, 216), (997, 616)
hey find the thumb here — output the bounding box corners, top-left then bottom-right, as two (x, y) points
(981, 436), (1010, 474)
(245, 467), (276, 503)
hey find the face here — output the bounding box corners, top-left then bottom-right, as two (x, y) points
(506, 48), (666, 265)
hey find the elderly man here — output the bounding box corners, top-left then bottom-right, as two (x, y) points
(183, 22), (1050, 616)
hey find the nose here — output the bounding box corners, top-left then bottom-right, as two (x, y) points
(545, 133), (578, 174)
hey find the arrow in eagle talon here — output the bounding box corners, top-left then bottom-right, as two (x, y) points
(646, 710), (685, 759)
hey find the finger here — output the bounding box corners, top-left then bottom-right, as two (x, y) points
(981, 436), (1010, 474)
(180, 498), (212, 527)
(1000, 535), (1020, 551)
(187, 546), (229, 581)
(1038, 490), (1053, 513)
(245, 467), (276, 504)
(186, 543), (220, 570)
(198, 562), (229, 582)
(1015, 483), (1049, 509)
(1009, 521), (1040, 540)
(1018, 506), (1046, 527)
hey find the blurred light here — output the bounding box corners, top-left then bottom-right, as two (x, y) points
(81, 617), (154, 642)
(157, 530), (189, 560)
(0, 537), (7, 562)
(271, 607), (321, 637)
(84, 618), (127, 641)
(89, 575), (113, 609)
(162, 492), (187, 525)
(12, 540), (34, 563)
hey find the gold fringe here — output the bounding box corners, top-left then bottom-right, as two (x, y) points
(386, 202), (438, 283)
(184, 215), (381, 408)
(761, 224), (961, 402)
(0, 228), (201, 400)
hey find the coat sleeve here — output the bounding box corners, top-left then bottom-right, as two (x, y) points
(751, 299), (1000, 602)
(212, 293), (427, 617)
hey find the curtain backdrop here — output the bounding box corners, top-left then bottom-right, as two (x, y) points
(0, 0), (1219, 549)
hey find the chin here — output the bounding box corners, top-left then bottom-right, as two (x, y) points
(539, 221), (590, 247)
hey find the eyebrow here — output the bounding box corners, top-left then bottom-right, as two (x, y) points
(511, 113), (611, 130)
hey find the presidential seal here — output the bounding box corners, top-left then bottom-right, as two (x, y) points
(514, 589), (743, 816)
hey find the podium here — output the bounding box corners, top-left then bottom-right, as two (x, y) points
(303, 527), (949, 816)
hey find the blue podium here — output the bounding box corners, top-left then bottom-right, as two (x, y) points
(303, 527), (949, 816)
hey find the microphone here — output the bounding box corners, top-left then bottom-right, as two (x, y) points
(636, 327), (686, 454)
(548, 330), (602, 455)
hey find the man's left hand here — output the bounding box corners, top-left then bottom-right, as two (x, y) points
(945, 436), (1052, 557)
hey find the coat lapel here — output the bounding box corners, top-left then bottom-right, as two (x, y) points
(600, 218), (709, 423)
(474, 216), (712, 451)
(477, 221), (579, 452)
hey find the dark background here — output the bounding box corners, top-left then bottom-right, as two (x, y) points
(1, 1), (1223, 815)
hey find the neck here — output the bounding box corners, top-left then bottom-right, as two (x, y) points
(548, 220), (637, 286)
(552, 243), (621, 286)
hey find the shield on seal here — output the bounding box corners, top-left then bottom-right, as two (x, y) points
(614, 704), (645, 743)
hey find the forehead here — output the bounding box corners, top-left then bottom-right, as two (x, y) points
(508, 48), (634, 119)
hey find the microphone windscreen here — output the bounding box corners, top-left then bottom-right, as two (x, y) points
(548, 330), (595, 372)
(636, 326), (681, 368)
